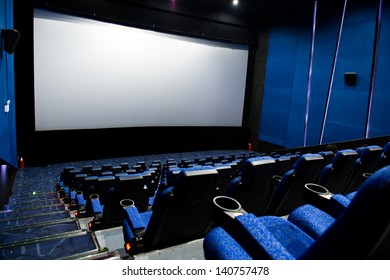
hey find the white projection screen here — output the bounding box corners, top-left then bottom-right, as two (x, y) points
(33, 9), (249, 131)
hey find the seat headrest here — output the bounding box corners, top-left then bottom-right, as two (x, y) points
(293, 154), (324, 177)
(332, 149), (358, 169)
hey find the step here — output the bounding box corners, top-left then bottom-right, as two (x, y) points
(0, 230), (99, 260)
(5, 198), (61, 210)
(0, 219), (79, 246)
(0, 210), (70, 229)
(0, 204), (66, 219)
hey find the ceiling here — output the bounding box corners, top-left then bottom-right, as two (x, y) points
(112, 0), (315, 27)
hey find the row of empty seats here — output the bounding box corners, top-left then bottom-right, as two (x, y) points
(52, 142), (390, 258)
(203, 142), (390, 259)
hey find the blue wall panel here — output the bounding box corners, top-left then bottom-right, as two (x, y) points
(259, 11), (312, 147)
(260, 0), (389, 149)
(323, 2), (377, 143)
(306, 2), (345, 146)
(0, 0), (17, 167)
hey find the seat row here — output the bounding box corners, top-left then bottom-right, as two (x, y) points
(203, 142), (390, 259)
(53, 142), (389, 258)
(204, 164), (390, 259)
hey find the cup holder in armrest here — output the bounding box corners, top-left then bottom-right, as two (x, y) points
(363, 173), (372, 179)
(213, 196), (243, 213)
(90, 193), (100, 200)
(303, 183), (333, 212)
(120, 199), (135, 209)
(212, 196), (247, 232)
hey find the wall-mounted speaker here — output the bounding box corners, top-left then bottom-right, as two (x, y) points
(344, 72), (357, 86)
(1, 29), (21, 54)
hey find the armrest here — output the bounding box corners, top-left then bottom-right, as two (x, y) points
(327, 194), (350, 218)
(211, 196), (247, 233)
(91, 197), (103, 216)
(303, 183), (351, 218)
(234, 214), (295, 260)
(123, 206), (146, 254)
(69, 189), (77, 210)
(76, 191), (86, 207)
(302, 183), (333, 212)
(75, 191), (87, 218)
(124, 206), (146, 236)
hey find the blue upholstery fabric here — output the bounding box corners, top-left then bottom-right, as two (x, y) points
(204, 214), (314, 260)
(203, 227), (252, 260)
(124, 206), (146, 231)
(204, 166), (390, 259)
(76, 192), (86, 207)
(302, 165), (390, 259)
(288, 192), (357, 240)
(91, 198), (103, 214)
(287, 204), (336, 239)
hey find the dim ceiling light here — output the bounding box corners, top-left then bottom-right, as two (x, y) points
(232, 0), (239, 5)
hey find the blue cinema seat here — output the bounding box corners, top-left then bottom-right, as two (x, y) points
(223, 156), (277, 216)
(341, 145), (383, 195)
(287, 183), (357, 240)
(378, 142), (390, 169)
(203, 165), (390, 260)
(88, 174), (149, 230)
(122, 165), (219, 255)
(267, 153), (326, 216)
(318, 149), (359, 194)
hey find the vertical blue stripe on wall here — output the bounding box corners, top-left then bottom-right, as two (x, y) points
(370, 2), (390, 137)
(322, 1), (377, 144)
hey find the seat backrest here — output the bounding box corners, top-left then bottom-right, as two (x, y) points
(268, 153), (326, 216)
(224, 156), (276, 216)
(302, 165), (390, 259)
(378, 142), (390, 169)
(318, 151), (335, 166)
(115, 174), (149, 212)
(341, 145), (383, 194)
(82, 175), (98, 198)
(94, 175), (116, 205)
(318, 149), (359, 194)
(100, 174), (149, 228)
(274, 155), (292, 176)
(214, 164), (234, 194)
(143, 165), (219, 250)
